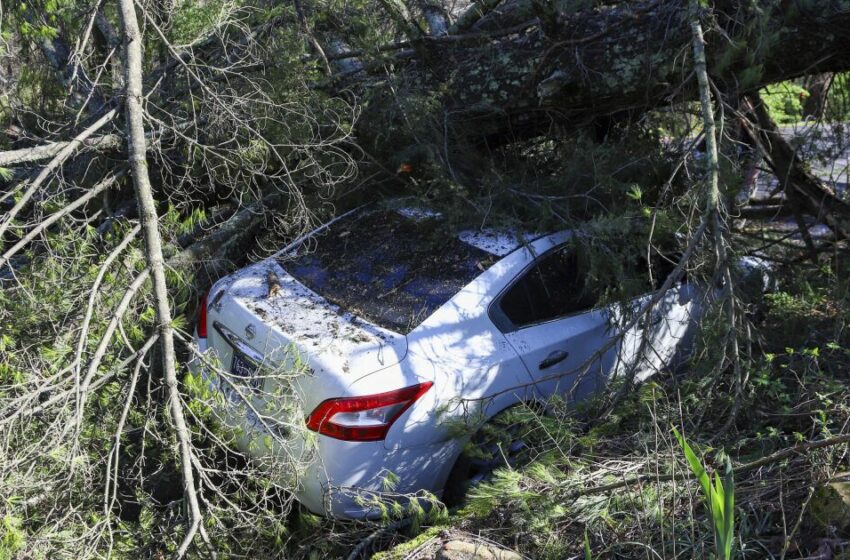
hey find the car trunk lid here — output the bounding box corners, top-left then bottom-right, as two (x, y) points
(207, 260), (408, 410)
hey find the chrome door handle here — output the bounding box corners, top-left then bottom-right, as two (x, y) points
(539, 350), (569, 370)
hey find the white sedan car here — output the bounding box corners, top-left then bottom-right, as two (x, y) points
(189, 203), (697, 518)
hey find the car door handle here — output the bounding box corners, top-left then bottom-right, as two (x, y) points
(539, 350), (569, 370)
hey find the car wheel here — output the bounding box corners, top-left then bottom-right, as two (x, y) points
(442, 407), (532, 507)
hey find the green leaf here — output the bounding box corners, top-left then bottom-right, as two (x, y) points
(722, 456), (735, 559)
(674, 426), (737, 560)
(673, 427), (710, 497)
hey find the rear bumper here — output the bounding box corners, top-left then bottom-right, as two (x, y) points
(188, 333), (458, 519)
(296, 436), (459, 518)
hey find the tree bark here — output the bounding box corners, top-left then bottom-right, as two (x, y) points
(116, 0), (203, 556)
(802, 73), (834, 120)
(449, 0), (507, 33)
(0, 134), (122, 167)
(346, 0), (850, 147)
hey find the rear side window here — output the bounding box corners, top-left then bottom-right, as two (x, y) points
(497, 244), (681, 330)
(499, 248), (600, 329)
(283, 209), (498, 334)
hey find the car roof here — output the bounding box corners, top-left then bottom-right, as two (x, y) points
(393, 205), (551, 257)
(456, 229), (550, 256)
(272, 201), (559, 261)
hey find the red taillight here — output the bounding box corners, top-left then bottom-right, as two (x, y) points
(196, 291), (208, 339)
(305, 382), (433, 442)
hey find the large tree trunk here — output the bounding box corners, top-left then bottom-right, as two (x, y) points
(7, 2), (850, 170)
(346, 0), (850, 148)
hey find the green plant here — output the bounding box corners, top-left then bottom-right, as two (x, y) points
(760, 81), (809, 123)
(0, 515), (25, 560)
(825, 72), (850, 121)
(674, 427), (736, 560)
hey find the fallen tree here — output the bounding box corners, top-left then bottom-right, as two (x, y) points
(5, 1), (850, 166)
(3, 2), (848, 246)
(329, 0), (850, 149)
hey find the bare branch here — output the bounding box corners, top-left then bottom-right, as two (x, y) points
(0, 108), (118, 244)
(0, 169), (126, 269)
(0, 134), (122, 167)
(117, 0), (203, 556)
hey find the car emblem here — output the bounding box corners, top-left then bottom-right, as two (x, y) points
(244, 324), (256, 340)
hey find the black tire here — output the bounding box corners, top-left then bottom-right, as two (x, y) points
(441, 451), (474, 508)
(442, 407), (532, 507)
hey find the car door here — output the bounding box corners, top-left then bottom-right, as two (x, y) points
(616, 281), (698, 382)
(490, 245), (619, 403)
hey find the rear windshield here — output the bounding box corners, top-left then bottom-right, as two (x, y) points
(281, 209), (498, 334)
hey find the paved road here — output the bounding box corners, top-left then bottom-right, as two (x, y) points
(741, 123), (848, 238)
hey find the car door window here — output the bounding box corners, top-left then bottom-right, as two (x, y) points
(499, 247), (600, 328)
